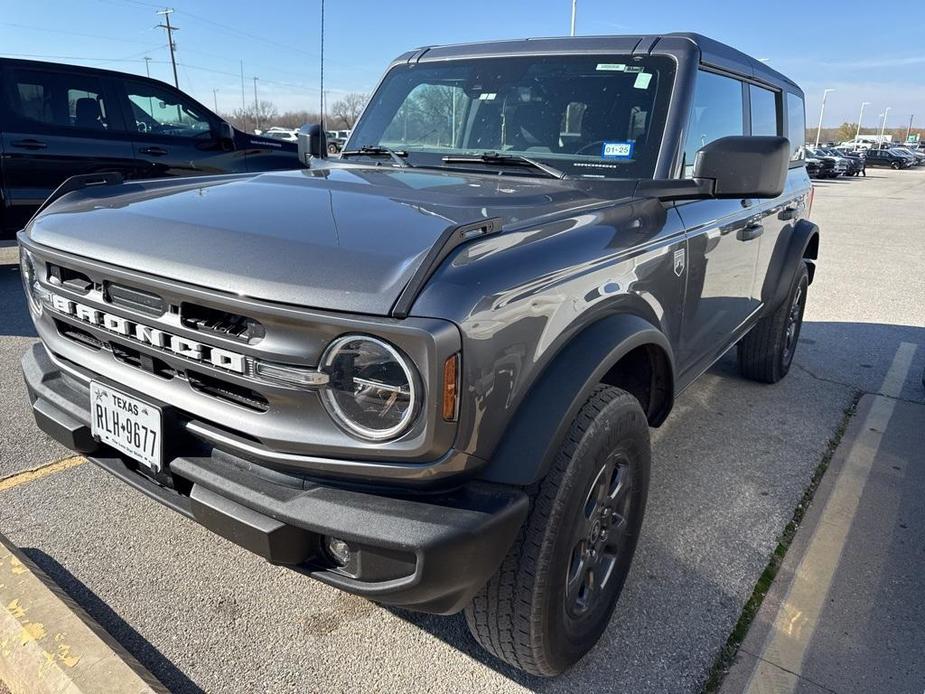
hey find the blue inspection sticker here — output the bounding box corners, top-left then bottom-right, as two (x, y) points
(602, 141), (634, 159)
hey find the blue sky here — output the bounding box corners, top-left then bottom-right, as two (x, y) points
(2, 0), (924, 132)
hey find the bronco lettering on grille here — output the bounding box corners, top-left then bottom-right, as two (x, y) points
(49, 293), (246, 374)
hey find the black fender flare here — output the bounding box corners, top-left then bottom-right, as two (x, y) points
(761, 219), (819, 312)
(476, 313), (674, 487)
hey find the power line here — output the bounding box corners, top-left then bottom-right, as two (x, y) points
(155, 7), (179, 88)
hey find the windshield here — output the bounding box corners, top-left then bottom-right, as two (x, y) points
(348, 54), (676, 179)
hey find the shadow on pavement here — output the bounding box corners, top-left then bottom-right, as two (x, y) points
(1, 265), (36, 338)
(21, 548), (205, 694)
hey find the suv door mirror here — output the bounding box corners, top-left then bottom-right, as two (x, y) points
(297, 124), (327, 165)
(215, 121), (235, 150)
(693, 136), (790, 198)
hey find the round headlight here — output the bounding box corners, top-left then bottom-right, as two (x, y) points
(19, 248), (42, 315)
(321, 335), (418, 441)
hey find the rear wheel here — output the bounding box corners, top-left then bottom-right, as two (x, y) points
(738, 262), (809, 383)
(465, 385), (650, 676)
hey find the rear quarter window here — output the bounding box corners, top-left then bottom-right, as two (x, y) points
(786, 92), (805, 161)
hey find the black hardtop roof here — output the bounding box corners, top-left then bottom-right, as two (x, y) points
(0, 56), (177, 90)
(398, 32), (801, 94)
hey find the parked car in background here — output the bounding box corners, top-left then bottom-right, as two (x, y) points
(263, 128), (299, 142)
(836, 148), (866, 176)
(325, 130), (346, 154)
(864, 147), (912, 169)
(803, 152), (831, 178)
(819, 147), (863, 176)
(801, 147), (840, 177)
(805, 147), (848, 177)
(890, 146), (925, 165)
(0, 57), (302, 237)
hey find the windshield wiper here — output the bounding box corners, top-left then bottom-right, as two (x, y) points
(340, 145), (411, 168)
(441, 152), (566, 179)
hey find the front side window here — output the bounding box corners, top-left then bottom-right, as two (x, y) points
(786, 92), (806, 161)
(349, 55), (677, 179)
(682, 70), (745, 176)
(125, 81), (212, 138)
(750, 84), (779, 136)
(7, 69), (116, 132)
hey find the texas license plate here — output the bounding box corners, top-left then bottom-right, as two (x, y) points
(90, 382), (162, 473)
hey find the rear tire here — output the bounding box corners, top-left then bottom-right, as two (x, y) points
(464, 385), (650, 676)
(738, 262), (809, 383)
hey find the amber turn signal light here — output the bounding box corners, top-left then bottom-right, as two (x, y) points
(442, 354), (460, 422)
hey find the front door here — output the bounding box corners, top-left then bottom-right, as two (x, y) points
(676, 198), (761, 372)
(118, 78), (246, 179)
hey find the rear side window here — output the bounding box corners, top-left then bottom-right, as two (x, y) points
(683, 70), (745, 176)
(786, 92), (805, 160)
(5, 68), (117, 132)
(750, 85), (779, 136)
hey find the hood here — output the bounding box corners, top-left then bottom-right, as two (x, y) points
(28, 165), (633, 315)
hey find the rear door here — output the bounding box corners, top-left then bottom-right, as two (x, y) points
(116, 78), (247, 178)
(675, 70), (761, 375)
(0, 63), (137, 231)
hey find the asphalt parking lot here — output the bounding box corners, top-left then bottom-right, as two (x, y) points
(1, 168), (923, 693)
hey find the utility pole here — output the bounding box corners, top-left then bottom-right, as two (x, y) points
(570, 0), (577, 36)
(212, 89), (219, 113)
(239, 60), (247, 131)
(814, 88), (834, 147)
(320, 0), (325, 126)
(253, 77), (260, 131)
(855, 101), (869, 139)
(906, 114), (915, 142)
(155, 8), (179, 89)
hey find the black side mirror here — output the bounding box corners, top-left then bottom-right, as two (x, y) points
(215, 121), (235, 151)
(694, 135), (790, 198)
(297, 124), (327, 165)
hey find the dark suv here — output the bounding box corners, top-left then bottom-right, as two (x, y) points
(864, 147), (912, 169)
(19, 33), (818, 676)
(0, 58), (301, 236)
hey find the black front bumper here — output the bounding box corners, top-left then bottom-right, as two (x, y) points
(22, 343), (528, 614)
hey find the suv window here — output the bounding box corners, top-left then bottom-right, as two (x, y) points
(6, 68), (117, 132)
(683, 70), (744, 176)
(786, 92), (805, 160)
(125, 81), (213, 138)
(749, 84), (778, 136)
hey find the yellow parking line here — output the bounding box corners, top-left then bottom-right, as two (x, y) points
(744, 341), (918, 693)
(0, 457), (86, 493)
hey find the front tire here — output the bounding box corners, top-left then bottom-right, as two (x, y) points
(464, 385), (650, 676)
(738, 262), (809, 383)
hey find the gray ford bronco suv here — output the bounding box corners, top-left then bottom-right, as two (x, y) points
(19, 33), (818, 675)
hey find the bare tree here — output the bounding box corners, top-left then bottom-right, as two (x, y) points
(330, 92), (369, 129)
(226, 100), (279, 133)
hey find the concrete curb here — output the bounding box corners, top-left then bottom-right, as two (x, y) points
(0, 533), (166, 694)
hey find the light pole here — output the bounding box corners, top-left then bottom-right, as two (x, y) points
(814, 88), (834, 147)
(570, 0), (577, 36)
(906, 114), (915, 142)
(879, 106), (891, 143)
(253, 77), (260, 132)
(854, 102), (869, 140)
(212, 89), (219, 113)
(143, 56), (152, 78)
